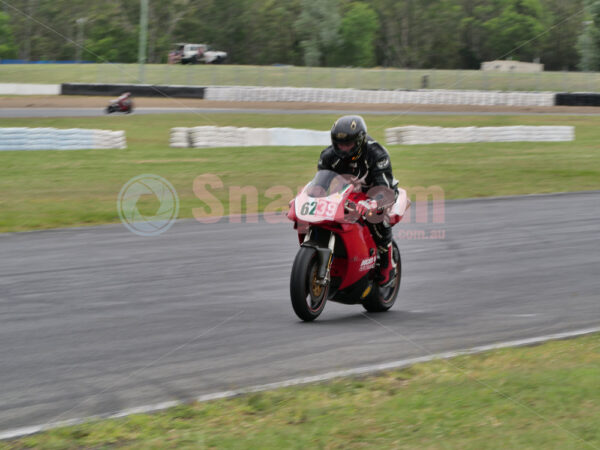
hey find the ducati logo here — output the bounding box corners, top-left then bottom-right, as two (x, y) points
(359, 256), (377, 271)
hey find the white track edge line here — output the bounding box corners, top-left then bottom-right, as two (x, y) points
(1, 325), (599, 441)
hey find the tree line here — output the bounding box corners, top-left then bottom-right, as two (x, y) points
(1, 0), (599, 71)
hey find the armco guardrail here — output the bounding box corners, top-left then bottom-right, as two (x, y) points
(204, 86), (556, 107)
(385, 126), (574, 145)
(170, 126), (330, 148)
(61, 83), (206, 98)
(0, 128), (126, 151)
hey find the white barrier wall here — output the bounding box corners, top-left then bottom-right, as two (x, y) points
(0, 83), (61, 95)
(204, 86), (555, 107)
(0, 82), (557, 106)
(385, 125), (575, 145)
(0, 128), (126, 151)
(170, 126), (330, 148)
(171, 124), (574, 149)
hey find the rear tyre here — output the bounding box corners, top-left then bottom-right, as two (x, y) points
(363, 241), (401, 312)
(290, 247), (328, 321)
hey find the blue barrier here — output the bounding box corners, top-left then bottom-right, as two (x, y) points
(0, 60), (95, 64)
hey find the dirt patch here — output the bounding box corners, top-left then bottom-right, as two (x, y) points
(2, 95), (600, 114)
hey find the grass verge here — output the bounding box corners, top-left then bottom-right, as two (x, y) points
(0, 113), (599, 233)
(1, 63), (600, 92)
(3, 333), (599, 449)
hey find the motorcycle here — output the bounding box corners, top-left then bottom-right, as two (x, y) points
(287, 170), (410, 321)
(106, 98), (133, 114)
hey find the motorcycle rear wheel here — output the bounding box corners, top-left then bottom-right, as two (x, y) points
(290, 247), (328, 321)
(363, 241), (401, 312)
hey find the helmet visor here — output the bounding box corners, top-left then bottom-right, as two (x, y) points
(336, 141), (355, 153)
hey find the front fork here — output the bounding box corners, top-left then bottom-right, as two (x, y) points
(302, 228), (336, 286)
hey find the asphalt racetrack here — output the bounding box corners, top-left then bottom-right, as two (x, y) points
(4, 107), (600, 118)
(1, 191), (599, 433)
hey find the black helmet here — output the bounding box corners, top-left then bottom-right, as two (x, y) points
(331, 115), (367, 160)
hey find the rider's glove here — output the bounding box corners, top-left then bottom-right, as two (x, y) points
(356, 199), (378, 218)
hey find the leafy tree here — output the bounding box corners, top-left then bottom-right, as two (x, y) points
(0, 0), (594, 70)
(294, 0), (341, 66)
(578, 24), (600, 70)
(538, 0), (584, 70)
(82, 3), (138, 63)
(482, 0), (545, 62)
(245, 0), (302, 65)
(369, 0), (420, 67)
(195, 0), (254, 63)
(457, 0), (499, 68)
(338, 2), (379, 67)
(577, 0), (600, 70)
(419, 0), (463, 68)
(0, 12), (18, 59)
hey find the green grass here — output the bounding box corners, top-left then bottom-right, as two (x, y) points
(1, 113), (599, 233)
(3, 333), (599, 449)
(1, 63), (600, 92)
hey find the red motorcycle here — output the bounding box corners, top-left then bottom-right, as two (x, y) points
(106, 94), (133, 114)
(288, 170), (410, 321)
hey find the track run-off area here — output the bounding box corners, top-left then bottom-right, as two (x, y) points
(0, 191), (599, 436)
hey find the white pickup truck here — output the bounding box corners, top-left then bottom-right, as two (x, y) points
(169, 43), (227, 64)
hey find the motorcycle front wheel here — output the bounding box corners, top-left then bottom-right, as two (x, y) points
(290, 247), (328, 321)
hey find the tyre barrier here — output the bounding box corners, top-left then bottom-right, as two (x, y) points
(61, 83), (206, 98)
(0, 128), (127, 151)
(555, 92), (600, 107)
(170, 126), (330, 148)
(169, 127), (192, 148)
(204, 86), (556, 107)
(385, 125), (574, 145)
(3, 82), (600, 107)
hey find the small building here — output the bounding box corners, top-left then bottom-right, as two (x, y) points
(481, 60), (544, 73)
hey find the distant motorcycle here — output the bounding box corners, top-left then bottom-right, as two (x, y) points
(287, 170), (410, 321)
(106, 93), (133, 114)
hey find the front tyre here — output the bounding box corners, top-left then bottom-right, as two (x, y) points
(363, 241), (401, 312)
(290, 247), (328, 321)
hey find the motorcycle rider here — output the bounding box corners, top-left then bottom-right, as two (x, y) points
(318, 115), (399, 286)
(116, 92), (132, 111)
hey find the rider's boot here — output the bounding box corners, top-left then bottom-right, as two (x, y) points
(378, 243), (396, 287)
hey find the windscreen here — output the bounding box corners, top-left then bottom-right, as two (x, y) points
(305, 170), (352, 198)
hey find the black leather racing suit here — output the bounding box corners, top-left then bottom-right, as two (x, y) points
(317, 135), (398, 250)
